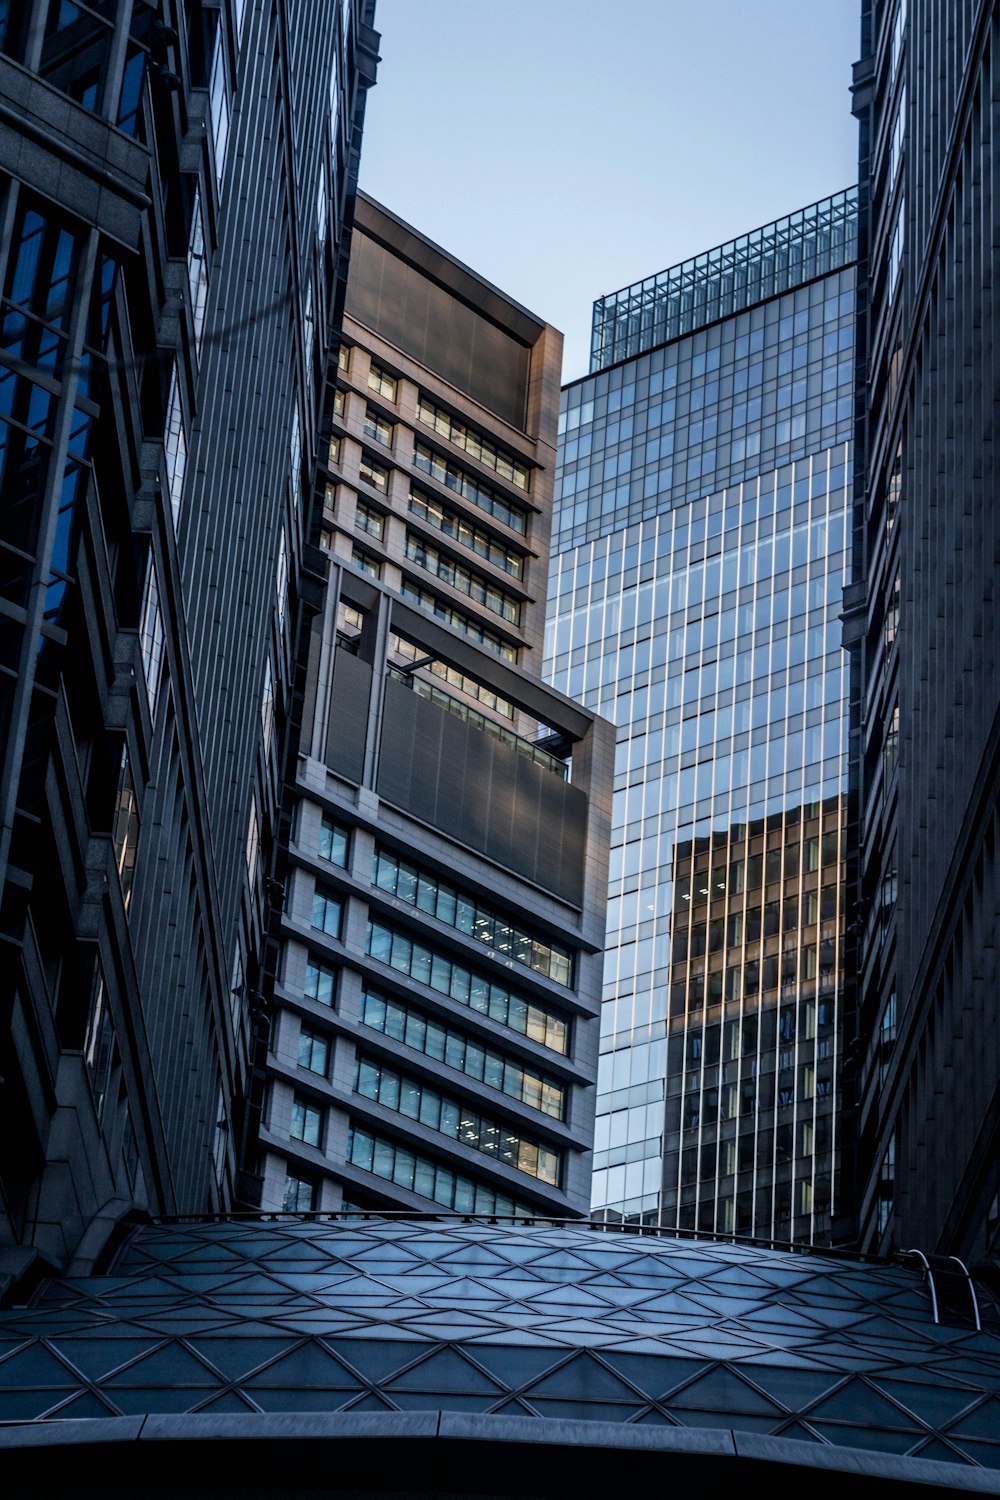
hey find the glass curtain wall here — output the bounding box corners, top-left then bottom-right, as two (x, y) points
(546, 203), (855, 1244)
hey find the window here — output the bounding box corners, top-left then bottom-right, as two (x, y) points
(328, 435), (342, 469)
(283, 1172), (315, 1211)
(275, 527), (288, 628)
(413, 442), (528, 534)
(83, 965), (115, 1124)
(354, 1055), (560, 1185)
(364, 408), (393, 447)
(164, 365), (187, 526)
(352, 547), (381, 579)
(311, 890), (341, 937)
(360, 987), (565, 1118)
(302, 287), (314, 369)
(304, 957), (336, 1006)
(366, 920), (568, 1054)
(889, 82), (906, 188)
(261, 657), (275, 760)
(355, 500), (384, 541)
(368, 362), (397, 401)
(409, 488), (524, 578)
(187, 186), (208, 354)
(359, 452), (389, 494)
(289, 1094), (322, 1147)
(338, 345), (350, 372)
(405, 534), (521, 624)
(289, 403), (302, 513)
(139, 554), (164, 717)
(887, 197), (904, 304)
(318, 817), (349, 866)
(316, 171), (328, 247)
(416, 395), (530, 490)
(347, 1124), (535, 1216)
(399, 581), (518, 661)
(245, 794), (260, 885)
(209, 32), (230, 180)
(298, 1028), (330, 1076)
(372, 847), (572, 985)
(113, 745), (140, 910)
(333, 388), (346, 418)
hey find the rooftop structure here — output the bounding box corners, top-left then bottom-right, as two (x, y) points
(591, 188), (858, 372)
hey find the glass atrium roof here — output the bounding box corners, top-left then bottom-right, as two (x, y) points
(0, 1216), (999, 1488)
(590, 188), (859, 372)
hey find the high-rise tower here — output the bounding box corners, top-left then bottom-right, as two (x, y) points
(845, 0), (1000, 1258)
(0, 0), (377, 1277)
(257, 196), (612, 1219)
(546, 193), (857, 1241)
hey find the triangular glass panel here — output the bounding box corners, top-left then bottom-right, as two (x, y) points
(109, 1387), (207, 1415)
(250, 1387), (358, 1413)
(390, 1391), (500, 1413)
(872, 1377), (978, 1430)
(909, 1436), (975, 1464)
(49, 1337), (160, 1383)
(804, 1377), (921, 1428)
(0, 1341), (78, 1387)
(737, 1366), (841, 1412)
(807, 1423), (923, 1454)
(528, 1397), (642, 1422)
(774, 1420), (823, 1444)
(244, 1339), (361, 1389)
(666, 1365), (784, 1415)
(943, 1438), (1000, 1470)
(340, 1391), (398, 1412)
(946, 1396), (1000, 1440)
(43, 1389), (119, 1419)
(385, 1346), (505, 1395)
(101, 1341), (220, 1387)
(522, 1352), (647, 1402)
(325, 1338), (428, 1385)
(191, 1390), (259, 1414)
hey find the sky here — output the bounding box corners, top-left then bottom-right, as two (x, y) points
(358, 0), (861, 382)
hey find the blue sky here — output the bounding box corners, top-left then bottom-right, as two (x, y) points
(359, 1), (860, 381)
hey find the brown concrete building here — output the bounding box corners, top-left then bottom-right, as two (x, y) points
(257, 196), (613, 1220)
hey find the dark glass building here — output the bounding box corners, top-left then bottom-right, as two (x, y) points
(546, 193), (857, 1241)
(844, 0), (1000, 1258)
(0, 0), (378, 1276)
(257, 196), (613, 1219)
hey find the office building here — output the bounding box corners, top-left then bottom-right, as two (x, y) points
(257, 197), (613, 1219)
(844, 0), (1000, 1257)
(546, 192), (857, 1240)
(0, 0), (377, 1276)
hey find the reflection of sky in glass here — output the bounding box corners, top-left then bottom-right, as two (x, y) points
(546, 259), (855, 1242)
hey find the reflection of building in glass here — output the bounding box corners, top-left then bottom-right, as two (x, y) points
(662, 800), (843, 1237)
(546, 191), (856, 1240)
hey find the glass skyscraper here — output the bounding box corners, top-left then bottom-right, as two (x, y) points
(545, 191), (858, 1242)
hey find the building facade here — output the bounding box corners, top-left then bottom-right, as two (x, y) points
(845, 0), (1000, 1258)
(546, 192), (857, 1241)
(257, 197), (613, 1219)
(0, 0), (377, 1278)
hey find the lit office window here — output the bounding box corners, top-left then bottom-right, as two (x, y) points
(367, 362), (397, 401)
(347, 1124), (535, 1217)
(354, 1055), (561, 1185)
(417, 395), (530, 491)
(365, 919), (568, 1054)
(360, 987), (565, 1118)
(364, 407), (393, 447)
(413, 442), (528, 534)
(372, 847), (572, 986)
(359, 452), (389, 493)
(356, 499), (384, 541)
(405, 534), (521, 624)
(409, 488), (524, 579)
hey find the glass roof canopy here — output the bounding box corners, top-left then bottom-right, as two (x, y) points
(0, 1215), (999, 1490)
(590, 187), (859, 372)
